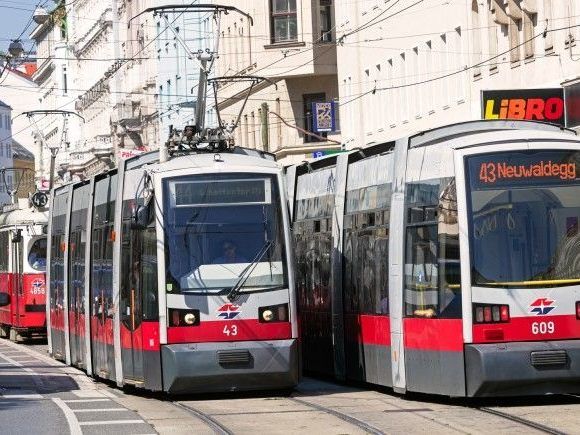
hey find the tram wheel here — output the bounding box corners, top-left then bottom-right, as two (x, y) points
(0, 325), (8, 338)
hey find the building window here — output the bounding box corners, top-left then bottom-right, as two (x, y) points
(62, 66), (68, 95)
(543, 0), (554, 52)
(271, 0), (298, 43)
(471, 0), (482, 76)
(303, 93), (327, 143)
(320, 0), (332, 42)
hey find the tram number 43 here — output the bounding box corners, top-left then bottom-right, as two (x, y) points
(531, 321), (555, 335)
(223, 324), (238, 336)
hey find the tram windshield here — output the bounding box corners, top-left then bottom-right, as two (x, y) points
(467, 150), (580, 287)
(163, 173), (287, 293)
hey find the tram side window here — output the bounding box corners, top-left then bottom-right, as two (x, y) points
(0, 231), (8, 272)
(142, 226), (158, 321)
(404, 178), (461, 318)
(120, 199), (158, 326)
(343, 197), (391, 315)
(29, 237), (47, 271)
(51, 233), (65, 308)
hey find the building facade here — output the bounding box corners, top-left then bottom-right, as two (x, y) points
(113, 0), (159, 158)
(335, 0), (580, 148)
(0, 66), (39, 175)
(11, 139), (35, 200)
(0, 101), (14, 205)
(155, 1), (216, 141)
(207, 0), (341, 164)
(30, 2), (82, 188)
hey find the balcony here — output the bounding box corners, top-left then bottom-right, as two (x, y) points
(112, 100), (142, 131)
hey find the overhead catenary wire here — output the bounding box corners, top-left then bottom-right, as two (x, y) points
(0, 4), (576, 147)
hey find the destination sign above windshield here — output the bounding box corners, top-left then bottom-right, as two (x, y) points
(468, 151), (580, 189)
(172, 178), (271, 206)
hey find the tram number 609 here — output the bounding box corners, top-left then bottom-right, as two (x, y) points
(531, 321), (555, 335)
(223, 324), (238, 336)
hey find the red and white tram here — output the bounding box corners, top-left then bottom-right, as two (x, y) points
(47, 145), (298, 393)
(0, 199), (48, 341)
(287, 120), (580, 396)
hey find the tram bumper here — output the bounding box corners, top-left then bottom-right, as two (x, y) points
(161, 339), (299, 394)
(465, 340), (580, 397)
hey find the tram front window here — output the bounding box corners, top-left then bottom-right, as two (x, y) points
(163, 174), (287, 293)
(29, 237), (47, 271)
(467, 150), (580, 287)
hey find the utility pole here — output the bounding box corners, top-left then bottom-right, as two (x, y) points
(260, 102), (269, 152)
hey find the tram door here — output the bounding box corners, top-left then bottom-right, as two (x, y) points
(49, 188), (69, 360)
(68, 184), (89, 369)
(402, 173), (465, 396)
(120, 224), (144, 383)
(10, 230), (23, 330)
(90, 175), (117, 381)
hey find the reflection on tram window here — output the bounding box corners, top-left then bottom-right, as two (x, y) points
(404, 178), (462, 318)
(468, 150), (580, 287)
(29, 237), (47, 271)
(163, 174), (287, 293)
(91, 175), (116, 319)
(343, 182), (391, 316)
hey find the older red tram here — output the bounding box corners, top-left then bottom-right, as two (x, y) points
(0, 199), (48, 341)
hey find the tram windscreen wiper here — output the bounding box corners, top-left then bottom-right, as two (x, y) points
(227, 239), (273, 301)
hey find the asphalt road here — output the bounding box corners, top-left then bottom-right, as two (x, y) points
(1, 339), (579, 434)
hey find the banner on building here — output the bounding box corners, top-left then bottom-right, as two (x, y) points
(312, 102), (336, 133)
(481, 88), (565, 127)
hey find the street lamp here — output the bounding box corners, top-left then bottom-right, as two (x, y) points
(32, 7), (50, 25)
(7, 40), (24, 58)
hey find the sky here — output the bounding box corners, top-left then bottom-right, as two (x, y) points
(0, 0), (41, 55)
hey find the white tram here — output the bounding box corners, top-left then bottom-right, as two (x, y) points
(287, 120), (580, 396)
(47, 146), (298, 393)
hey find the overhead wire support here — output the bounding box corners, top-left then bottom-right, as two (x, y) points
(132, 4), (254, 158)
(208, 75), (277, 136)
(15, 110), (85, 191)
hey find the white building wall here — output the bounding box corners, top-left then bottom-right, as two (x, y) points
(0, 70), (38, 165)
(335, 0), (580, 148)
(209, 0), (341, 164)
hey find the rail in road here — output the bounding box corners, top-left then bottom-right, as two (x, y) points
(1, 339), (580, 434)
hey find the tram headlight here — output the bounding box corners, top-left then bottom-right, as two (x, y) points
(258, 303), (289, 323)
(169, 308), (200, 327)
(262, 310), (274, 322)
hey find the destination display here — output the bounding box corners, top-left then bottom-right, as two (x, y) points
(468, 150), (580, 189)
(173, 179), (269, 206)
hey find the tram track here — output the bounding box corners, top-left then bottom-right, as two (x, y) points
(476, 406), (567, 435)
(171, 394), (387, 435)
(288, 396), (386, 435)
(172, 401), (234, 435)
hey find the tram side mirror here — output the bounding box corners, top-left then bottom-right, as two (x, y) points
(0, 292), (10, 307)
(132, 204), (150, 230)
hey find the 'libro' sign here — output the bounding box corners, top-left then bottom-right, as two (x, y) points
(481, 88), (565, 127)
